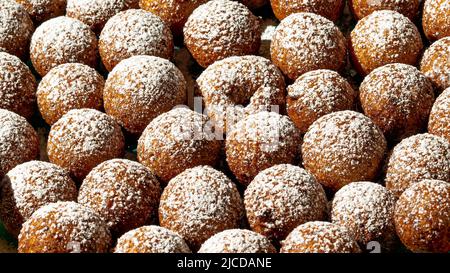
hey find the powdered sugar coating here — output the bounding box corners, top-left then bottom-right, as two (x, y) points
(99, 9), (173, 71)
(137, 107), (221, 183)
(115, 225), (191, 253)
(0, 109), (39, 179)
(270, 0), (344, 21)
(0, 161), (77, 237)
(287, 69), (356, 133)
(280, 221), (361, 253)
(104, 55), (186, 135)
(394, 179), (450, 252)
(428, 88), (450, 142)
(18, 201), (111, 253)
(420, 37), (450, 93)
(422, 0), (450, 41)
(78, 159), (161, 237)
(226, 111), (302, 185)
(16, 0), (66, 24)
(359, 63), (435, 141)
(183, 0), (262, 67)
(302, 110), (387, 191)
(331, 182), (397, 249)
(271, 12), (347, 80)
(37, 63), (104, 125)
(350, 0), (419, 20)
(245, 164), (328, 241)
(0, 52), (37, 119)
(47, 108), (125, 181)
(385, 133), (450, 197)
(30, 16), (98, 76)
(0, 0), (34, 59)
(197, 55), (286, 133)
(350, 10), (423, 75)
(159, 165), (244, 250)
(198, 229), (276, 253)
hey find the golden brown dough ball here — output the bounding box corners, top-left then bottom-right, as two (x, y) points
(350, 10), (423, 75)
(302, 111), (387, 191)
(422, 0), (450, 41)
(198, 229), (276, 253)
(394, 179), (450, 253)
(47, 109), (125, 182)
(18, 201), (111, 253)
(0, 161), (77, 237)
(37, 63), (104, 125)
(99, 9), (173, 72)
(420, 37), (450, 93)
(385, 133), (450, 197)
(0, 109), (39, 179)
(280, 221), (361, 253)
(428, 88), (450, 142)
(270, 0), (344, 21)
(15, 0), (66, 24)
(359, 63), (435, 142)
(226, 111), (302, 185)
(271, 12), (346, 80)
(114, 225), (191, 253)
(244, 164), (328, 241)
(287, 69), (356, 134)
(78, 159), (161, 237)
(183, 0), (261, 68)
(159, 166), (244, 250)
(349, 0), (419, 21)
(0, 52), (37, 119)
(0, 0), (34, 60)
(30, 16), (98, 77)
(103, 55), (186, 135)
(137, 108), (221, 183)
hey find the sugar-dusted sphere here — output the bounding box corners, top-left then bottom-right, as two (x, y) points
(428, 88), (450, 142)
(422, 0), (450, 41)
(349, 0), (419, 21)
(270, 0), (345, 21)
(420, 37), (450, 93)
(16, 0), (66, 24)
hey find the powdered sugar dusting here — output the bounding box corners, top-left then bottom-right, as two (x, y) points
(67, 0), (125, 32)
(420, 37), (450, 93)
(428, 88), (450, 142)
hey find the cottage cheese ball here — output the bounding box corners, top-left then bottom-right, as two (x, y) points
(78, 159), (161, 237)
(137, 108), (221, 183)
(47, 109), (125, 182)
(350, 10), (423, 75)
(428, 88), (450, 142)
(271, 12), (346, 80)
(226, 111), (302, 185)
(395, 179), (450, 253)
(196, 55), (286, 133)
(0, 161), (77, 237)
(99, 9), (173, 72)
(244, 164), (328, 241)
(287, 69), (356, 134)
(15, 0), (66, 24)
(198, 229), (276, 253)
(359, 63), (435, 142)
(270, 0), (345, 21)
(420, 37), (450, 93)
(385, 133), (450, 197)
(280, 221), (361, 253)
(66, 0), (126, 34)
(18, 201), (111, 253)
(0, 109), (39, 179)
(0, 52), (37, 119)
(37, 63), (104, 125)
(0, 0), (34, 60)
(183, 0), (262, 68)
(349, 0), (419, 21)
(30, 16), (98, 77)
(139, 0), (208, 38)
(104, 56), (186, 135)
(331, 182), (397, 251)
(302, 111), (387, 191)
(115, 225), (191, 253)
(159, 166), (244, 250)
(422, 0), (450, 41)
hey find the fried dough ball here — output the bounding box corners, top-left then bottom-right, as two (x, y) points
(271, 12), (346, 80)
(420, 37), (450, 93)
(183, 0), (261, 68)
(349, 0), (419, 21)
(270, 0), (344, 21)
(350, 10), (423, 75)
(428, 88), (450, 142)
(15, 0), (66, 24)
(395, 180), (450, 253)
(422, 0), (450, 41)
